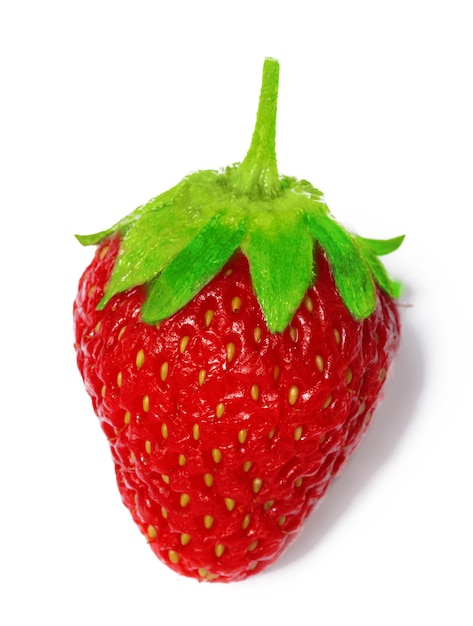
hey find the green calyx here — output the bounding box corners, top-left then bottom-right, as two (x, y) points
(76, 58), (404, 333)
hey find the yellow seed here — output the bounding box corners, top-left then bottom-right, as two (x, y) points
(263, 500), (275, 511)
(147, 525), (157, 539)
(319, 433), (327, 445)
(118, 326), (127, 341)
(214, 544), (225, 558)
(161, 423), (168, 439)
(250, 384), (260, 401)
(180, 493), (190, 507)
(101, 384), (106, 398)
(333, 328), (341, 345)
(216, 403), (225, 419)
(99, 245), (109, 260)
(288, 385), (299, 406)
(204, 515), (215, 530)
(278, 515), (287, 527)
(198, 369), (207, 386)
(231, 296), (242, 312)
(345, 367), (353, 385)
(315, 355), (324, 373)
(364, 411), (373, 425)
(94, 321), (101, 333)
(305, 296), (314, 313)
(161, 474), (170, 484)
(145, 440), (152, 454)
(289, 326), (298, 342)
(212, 448), (222, 464)
(273, 365), (280, 380)
(168, 550), (180, 564)
(198, 568), (208, 578)
(179, 335), (190, 353)
(129, 452), (136, 464)
(204, 309), (214, 327)
(294, 477), (303, 488)
(192, 423), (200, 440)
(136, 349), (145, 369)
(181, 533), (191, 546)
(242, 514), (251, 530)
(379, 368), (387, 381)
(323, 395), (332, 409)
(160, 361), (169, 381)
(254, 327), (262, 343)
(116, 371), (123, 387)
(243, 461), (253, 473)
(88, 285), (97, 298)
(252, 478), (263, 494)
(142, 395), (150, 412)
(238, 429), (248, 444)
(293, 425), (303, 441)
(268, 428), (275, 440)
(161, 507), (168, 519)
(124, 411), (131, 425)
(204, 473), (214, 487)
(248, 540), (258, 552)
(224, 497), (236, 512)
(178, 453), (186, 467)
(249, 562), (258, 571)
(226, 342), (236, 363)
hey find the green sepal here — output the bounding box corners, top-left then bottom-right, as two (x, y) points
(356, 234), (405, 256)
(292, 178), (325, 200)
(141, 209), (247, 324)
(76, 228), (120, 247)
(242, 200), (314, 332)
(355, 235), (405, 298)
(304, 206), (377, 319)
(97, 194), (209, 310)
(75, 179), (189, 246)
(389, 280), (403, 299)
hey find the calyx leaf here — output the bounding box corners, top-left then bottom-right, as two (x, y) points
(355, 235), (405, 298)
(304, 207), (377, 319)
(98, 185), (209, 309)
(356, 234), (405, 256)
(142, 209), (247, 324)
(243, 198), (314, 331)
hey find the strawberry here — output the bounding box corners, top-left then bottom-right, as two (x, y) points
(74, 58), (403, 582)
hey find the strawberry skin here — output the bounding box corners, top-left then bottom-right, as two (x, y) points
(74, 234), (400, 582)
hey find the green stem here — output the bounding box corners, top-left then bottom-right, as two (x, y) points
(231, 58), (281, 198)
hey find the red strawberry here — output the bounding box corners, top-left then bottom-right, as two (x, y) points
(74, 58), (403, 582)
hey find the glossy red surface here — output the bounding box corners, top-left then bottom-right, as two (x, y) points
(74, 235), (400, 582)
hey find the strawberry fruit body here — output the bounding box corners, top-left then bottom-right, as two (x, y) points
(74, 59), (403, 582)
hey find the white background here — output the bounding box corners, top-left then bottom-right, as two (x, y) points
(1, 1), (472, 624)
